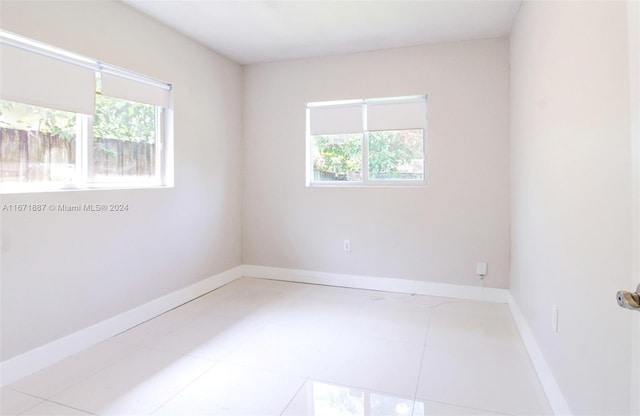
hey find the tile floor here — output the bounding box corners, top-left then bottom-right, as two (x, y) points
(1, 277), (552, 416)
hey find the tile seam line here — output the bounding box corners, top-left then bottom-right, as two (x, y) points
(279, 376), (310, 416)
(145, 360), (220, 416)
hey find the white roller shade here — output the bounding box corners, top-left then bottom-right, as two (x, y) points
(101, 72), (170, 108)
(366, 98), (427, 131)
(0, 43), (95, 114)
(309, 103), (363, 135)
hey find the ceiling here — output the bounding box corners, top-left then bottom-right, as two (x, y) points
(123, 0), (522, 65)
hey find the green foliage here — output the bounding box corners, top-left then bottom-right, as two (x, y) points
(0, 95), (156, 145)
(368, 129), (423, 179)
(312, 134), (362, 180)
(312, 129), (424, 181)
(0, 99), (76, 140)
(93, 95), (156, 143)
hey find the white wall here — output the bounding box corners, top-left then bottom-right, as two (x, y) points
(0, 0), (243, 361)
(628, 1), (640, 412)
(243, 39), (510, 288)
(510, 1), (635, 414)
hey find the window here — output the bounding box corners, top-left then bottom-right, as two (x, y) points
(0, 30), (172, 193)
(306, 95), (427, 186)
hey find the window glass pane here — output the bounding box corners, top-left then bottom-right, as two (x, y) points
(368, 129), (424, 181)
(311, 133), (362, 182)
(0, 99), (78, 183)
(93, 94), (157, 180)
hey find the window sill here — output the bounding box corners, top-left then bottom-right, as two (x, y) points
(307, 180), (427, 188)
(0, 182), (173, 195)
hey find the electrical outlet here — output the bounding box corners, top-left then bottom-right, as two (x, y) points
(343, 239), (351, 252)
(476, 262), (487, 279)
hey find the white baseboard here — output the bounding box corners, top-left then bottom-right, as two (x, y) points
(242, 265), (509, 303)
(0, 265), (243, 387)
(1, 263), (572, 416)
(508, 293), (573, 415)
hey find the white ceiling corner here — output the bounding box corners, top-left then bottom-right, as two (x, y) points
(123, 0), (522, 65)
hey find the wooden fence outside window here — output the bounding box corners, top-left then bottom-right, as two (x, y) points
(0, 128), (155, 182)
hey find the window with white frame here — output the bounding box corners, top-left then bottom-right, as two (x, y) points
(306, 95), (427, 186)
(0, 30), (173, 193)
